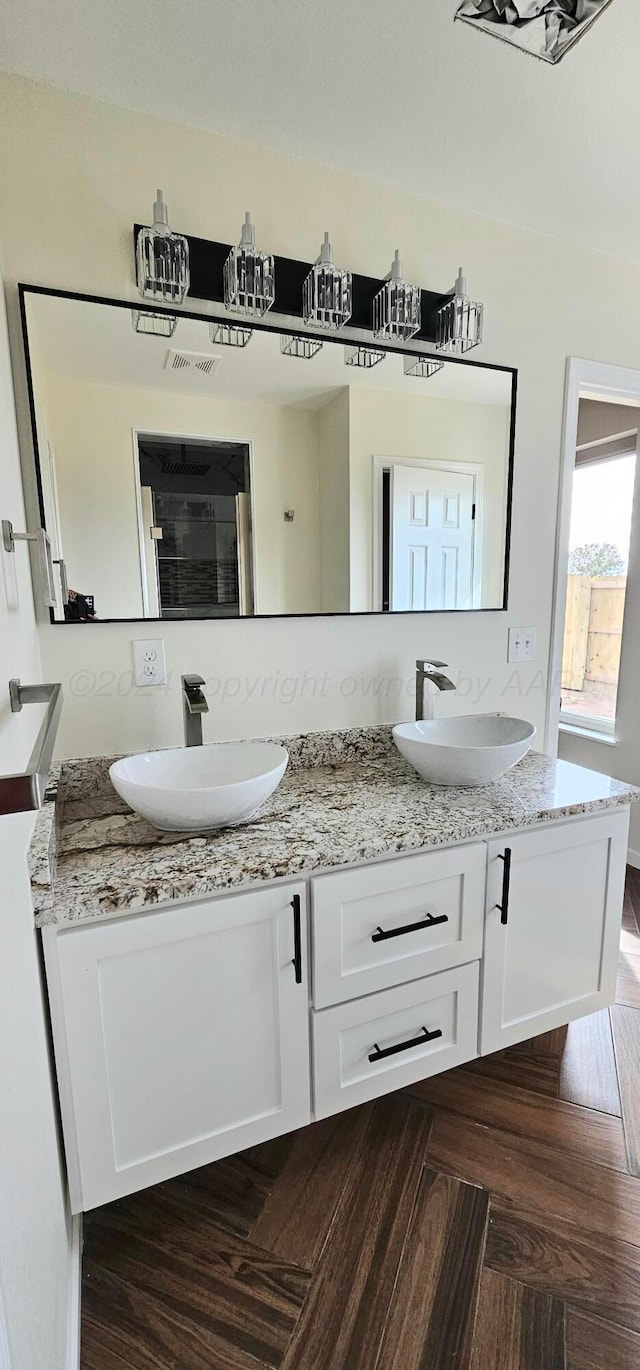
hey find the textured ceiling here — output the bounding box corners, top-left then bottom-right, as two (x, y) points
(1, 0), (638, 260)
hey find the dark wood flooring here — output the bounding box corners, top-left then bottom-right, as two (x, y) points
(81, 868), (640, 1370)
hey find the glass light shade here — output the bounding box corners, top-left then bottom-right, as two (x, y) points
(436, 269), (483, 355)
(281, 333), (323, 360)
(136, 190), (190, 304)
(303, 233), (352, 330)
(224, 212), (275, 318)
(344, 344), (386, 369)
(209, 321), (253, 348)
(131, 309), (177, 337)
(373, 251), (420, 341)
(403, 355), (444, 379)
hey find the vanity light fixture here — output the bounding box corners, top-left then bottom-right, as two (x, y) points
(131, 309), (177, 338)
(344, 344), (386, 369)
(403, 355), (444, 380)
(209, 321), (253, 348)
(373, 250), (421, 342)
(136, 190), (190, 304)
(223, 212), (275, 318)
(280, 334), (323, 360)
(436, 267), (484, 355)
(303, 232), (352, 331)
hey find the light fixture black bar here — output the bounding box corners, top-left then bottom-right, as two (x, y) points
(133, 226), (450, 343)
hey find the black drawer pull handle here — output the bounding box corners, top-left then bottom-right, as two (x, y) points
(368, 1025), (443, 1063)
(291, 894), (303, 984)
(496, 848), (512, 926)
(371, 912), (449, 943)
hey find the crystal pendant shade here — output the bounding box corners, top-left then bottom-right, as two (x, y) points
(303, 233), (352, 330)
(136, 191), (190, 305)
(131, 309), (178, 337)
(209, 322), (253, 348)
(403, 355), (444, 379)
(281, 333), (323, 360)
(436, 269), (483, 355)
(344, 345), (386, 369)
(373, 251), (420, 341)
(224, 212), (275, 318)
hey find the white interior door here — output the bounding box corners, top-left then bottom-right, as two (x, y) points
(390, 463), (475, 610)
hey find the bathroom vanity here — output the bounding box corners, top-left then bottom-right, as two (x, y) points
(33, 727), (637, 1214)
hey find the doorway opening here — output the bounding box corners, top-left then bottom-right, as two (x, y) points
(134, 433), (254, 619)
(547, 359), (640, 751)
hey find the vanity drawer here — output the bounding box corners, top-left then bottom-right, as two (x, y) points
(312, 961), (479, 1118)
(311, 844), (485, 1008)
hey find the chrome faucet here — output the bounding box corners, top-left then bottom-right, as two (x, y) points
(416, 659), (456, 721)
(181, 674), (209, 747)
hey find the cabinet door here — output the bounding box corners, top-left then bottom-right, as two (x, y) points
(44, 883), (311, 1213)
(481, 811), (629, 1055)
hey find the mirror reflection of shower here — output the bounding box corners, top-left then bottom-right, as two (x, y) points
(136, 435), (253, 619)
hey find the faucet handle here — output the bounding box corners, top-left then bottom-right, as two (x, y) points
(416, 659), (448, 671)
(182, 673), (206, 691)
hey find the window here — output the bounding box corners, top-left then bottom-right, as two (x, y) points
(561, 416), (637, 737)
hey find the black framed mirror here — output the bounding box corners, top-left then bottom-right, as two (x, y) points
(20, 285), (516, 624)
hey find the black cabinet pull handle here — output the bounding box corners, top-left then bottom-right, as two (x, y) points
(368, 1025), (442, 1063)
(371, 912), (448, 943)
(291, 894), (303, 984)
(496, 848), (512, 926)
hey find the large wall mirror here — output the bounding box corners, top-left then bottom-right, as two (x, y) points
(22, 286), (516, 622)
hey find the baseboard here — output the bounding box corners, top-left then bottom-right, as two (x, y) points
(67, 1213), (82, 1370)
(628, 847), (640, 870)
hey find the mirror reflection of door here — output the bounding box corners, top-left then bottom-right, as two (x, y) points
(387, 462), (477, 611)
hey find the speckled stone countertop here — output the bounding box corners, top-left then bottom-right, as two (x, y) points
(31, 725), (639, 928)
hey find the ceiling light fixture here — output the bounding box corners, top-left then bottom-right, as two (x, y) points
(373, 251), (420, 342)
(209, 322), (253, 348)
(455, 0), (612, 65)
(435, 268), (483, 355)
(344, 345), (386, 370)
(131, 309), (177, 337)
(224, 212), (275, 318)
(280, 334), (323, 360)
(303, 232), (352, 331)
(403, 355), (444, 380)
(136, 190), (190, 305)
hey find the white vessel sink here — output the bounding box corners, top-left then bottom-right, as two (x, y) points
(109, 742), (289, 832)
(393, 714), (536, 788)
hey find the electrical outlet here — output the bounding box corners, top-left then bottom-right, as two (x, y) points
(508, 626), (537, 664)
(132, 638), (167, 687)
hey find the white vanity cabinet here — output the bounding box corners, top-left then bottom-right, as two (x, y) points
(42, 806), (630, 1215)
(481, 809), (628, 1054)
(43, 882), (311, 1213)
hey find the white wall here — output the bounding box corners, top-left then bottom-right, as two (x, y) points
(42, 374), (322, 618)
(0, 256), (73, 1368)
(346, 388), (510, 611)
(0, 75), (639, 777)
(317, 389), (350, 613)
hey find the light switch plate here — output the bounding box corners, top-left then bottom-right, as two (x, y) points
(508, 626), (537, 664)
(132, 638), (167, 686)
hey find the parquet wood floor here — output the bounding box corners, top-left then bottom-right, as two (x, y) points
(81, 868), (640, 1369)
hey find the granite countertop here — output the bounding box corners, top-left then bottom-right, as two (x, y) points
(30, 725), (639, 928)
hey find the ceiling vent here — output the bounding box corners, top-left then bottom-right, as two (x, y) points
(164, 349), (223, 378)
(161, 458), (209, 477)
